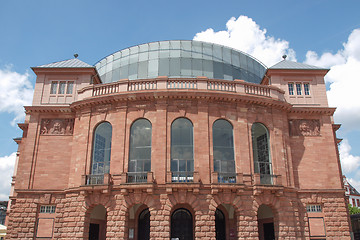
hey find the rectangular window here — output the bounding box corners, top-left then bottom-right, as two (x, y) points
(353, 198), (356, 206)
(296, 83), (302, 95)
(59, 81), (66, 94)
(304, 83), (310, 95)
(357, 199), (360, 207)
(50, 82), (58, 94)
(66, 81), (74, 94)
(40, 205), (56, 214)
(306, 204), (322, 213)
(50, 81), (74, 95)
(288, 83), (294, 95)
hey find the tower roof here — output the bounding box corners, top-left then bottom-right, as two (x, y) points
(270, 60), (328, 70)
(35, 58), (94, 68)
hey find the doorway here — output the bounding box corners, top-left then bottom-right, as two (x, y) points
(171, 208), (193, 240)
(138, 208), (150, 240)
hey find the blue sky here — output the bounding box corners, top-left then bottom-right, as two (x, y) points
(0, 0), (360, 199)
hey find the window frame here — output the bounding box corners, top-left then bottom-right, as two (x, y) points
(296, 83), (302, 95)
(304, 82), (310, 95)
(49, 80), (74, 95)
(170, 118), (194, 182)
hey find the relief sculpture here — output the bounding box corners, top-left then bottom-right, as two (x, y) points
(40, 119), (74, 135)
(289, 119), (320, 136)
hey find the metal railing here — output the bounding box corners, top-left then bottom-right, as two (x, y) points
(255, 161), (275, 185)
(171, 171), (194, 183)
(86, 174), (104, 185)
(260, 174), (278, 185)
(218, 172), (236, 183)
(127, 172), (148, 183)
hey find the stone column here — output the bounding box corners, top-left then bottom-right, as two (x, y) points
(195, 209), (216, 240)
(237, 209), (258, 240)
(150, 194), (171, 239)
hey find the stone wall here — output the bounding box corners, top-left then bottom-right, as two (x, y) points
(6, 189), (351, 239)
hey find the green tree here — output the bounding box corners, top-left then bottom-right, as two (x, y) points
(348, 204), (360, 215)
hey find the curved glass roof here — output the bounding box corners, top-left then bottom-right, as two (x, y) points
(95, 40), (267, 84)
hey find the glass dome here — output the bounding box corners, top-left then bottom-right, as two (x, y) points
(95, 40), (267, 84)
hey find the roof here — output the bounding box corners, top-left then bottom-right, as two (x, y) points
(35, 58), (94, 68)
(269, 60), (328, 70)
(95, 40), (268, 84)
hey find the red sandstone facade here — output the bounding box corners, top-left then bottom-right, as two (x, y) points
(6, 44), (351, 240)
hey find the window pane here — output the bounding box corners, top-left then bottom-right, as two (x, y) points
(50, 82), (58, 94)
(171, 118), (193, 173)
(251, 123), (271, 175)
(138, 61), (148, 79)
(91, 122), (112, 175)
(66, 82), (74, 94)
(129, 119), (152, 173)
(213, 120), (235, 174)
(59, 82), (66, 94)
(288, 83), (294, 95)
(304, 83), (310, 95)
(296, 83), (302, 95)
(170, 58), (180, 76)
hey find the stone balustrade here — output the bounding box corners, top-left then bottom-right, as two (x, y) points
(77, 77), (285, 102)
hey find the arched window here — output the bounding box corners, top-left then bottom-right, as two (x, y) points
(171, 208), (193, 240)
(171, 118), (194, 182)
(213, 119), (235, 183)
(89, 122), (112, 184)
(128, 119), (152, 183)
(251, 123), (272, 184)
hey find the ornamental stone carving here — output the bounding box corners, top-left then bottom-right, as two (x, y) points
(289, 119), (320, 136)
(40, 119), (74, 135)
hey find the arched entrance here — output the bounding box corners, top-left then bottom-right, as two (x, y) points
(171, 208), (193, 240)
(215, 208), (226, 240)
(138, 208), (150, 240)
(89, 205), (107, 240)
(257, 205), (275, 240)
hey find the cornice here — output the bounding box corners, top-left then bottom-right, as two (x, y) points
(70, 90), (292, 112)
(288, 106), (336, 115)
(24, 106), (73, 114)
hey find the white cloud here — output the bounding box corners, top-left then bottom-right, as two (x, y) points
(305, 28), (360, 132)
(339, 139), (360, 174)
(193, 15), (296, 67)
(0, 152), (16, 201)
(0, 66), (33, 125)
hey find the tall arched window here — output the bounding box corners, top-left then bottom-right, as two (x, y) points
(251, 123), (272, 184)
(89, 122), (112, 184)
(171, 118), (194, 182)
(213, 119), (235, 183)
(128, 119), (152, 183)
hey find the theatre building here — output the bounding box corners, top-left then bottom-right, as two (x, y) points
(6, 40), (351, 239)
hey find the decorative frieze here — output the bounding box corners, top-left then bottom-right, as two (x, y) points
(289, 119), (320, 136)
(40, 118), (74, 135)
